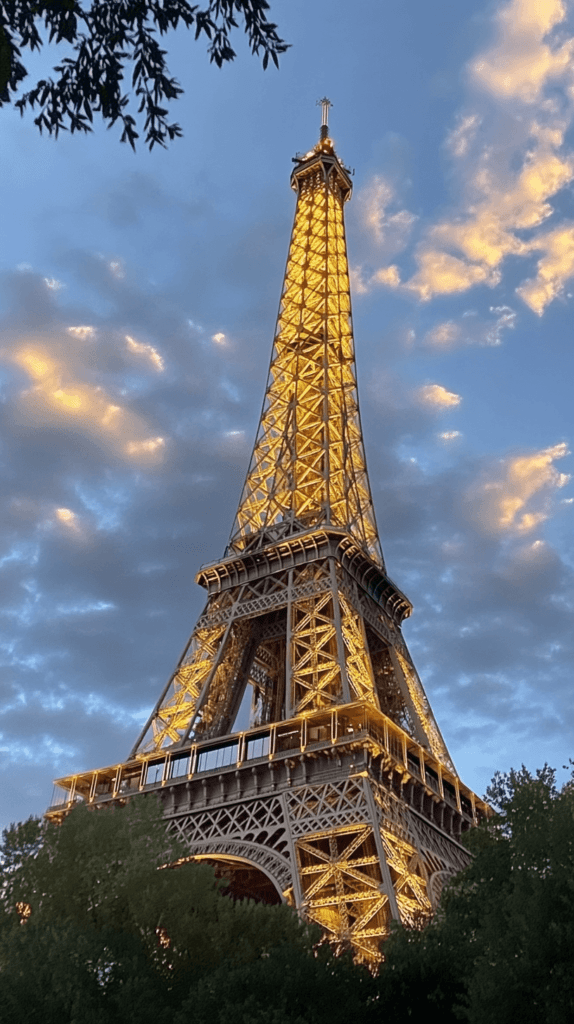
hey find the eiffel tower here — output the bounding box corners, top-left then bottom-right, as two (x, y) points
(49, 103), (488, 964)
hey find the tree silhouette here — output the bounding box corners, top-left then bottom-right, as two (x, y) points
(0, 0), (288, 148)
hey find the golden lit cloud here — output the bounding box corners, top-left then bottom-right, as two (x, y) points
(52, 388), (83, 411)
(17, 350), (57, 380)
(211, 332), (226, 344)
(369, 0), (574, 310)
(350, 264), (402, 294)
(408, 128), (574, 301)
(125, 334), (165, 372)
(440, 431), (462, 440)
(517, 224), (574, 314)
(418, 384), (462, 408)
(350, 1), (574, 310)
(54, 507), (86, 537)
(407, 250), (500, 300)
(471, 0), (573, 103)
(102, 404), (121, 426)
(56, 507), (76, 523)
(467, 442), (570, 534)
(55, 508), (82, 534)
(372, 265), (401, 288)
(12, 344), (166, 464)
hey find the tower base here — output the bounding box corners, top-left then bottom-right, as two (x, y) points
(48, 702), (483, 964)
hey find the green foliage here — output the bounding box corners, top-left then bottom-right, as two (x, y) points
(0, 795), (366, 1024)
(375, 764), (574, 1024)
(0, 0), (288, 148)
(179, 942), (376, 1024)
(3, 765), (572, 1022)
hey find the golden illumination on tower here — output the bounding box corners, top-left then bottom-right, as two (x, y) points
(49, 108), (489, 968)
(125, 122), (454, 765)
(228, 132), (382, 566)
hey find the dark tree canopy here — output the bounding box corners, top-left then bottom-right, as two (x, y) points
(0, 0), (288, 149)
(2, 765), (573, 1022)
(0, 796), (374, 1024)
(376, 764), (574, 1024)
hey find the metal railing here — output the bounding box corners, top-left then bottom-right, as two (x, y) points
(47, 701), (481, 823)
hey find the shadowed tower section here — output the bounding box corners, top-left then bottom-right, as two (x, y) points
(49, 107), (488, 965)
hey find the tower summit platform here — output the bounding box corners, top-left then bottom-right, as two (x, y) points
(48, 107), (488, 964)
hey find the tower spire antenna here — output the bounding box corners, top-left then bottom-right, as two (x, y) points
(317, 96), (332, 140)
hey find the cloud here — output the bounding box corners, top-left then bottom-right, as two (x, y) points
(446, 114), (482, 158)
(350, 174), (415, 292)
(125, 334), (165, 372)
(109, 260), (125, 279)
(517, 224), (574, 313)
(68, 326), (96, 340)
(353, 264), (402, 293)
(350, 266), (371, 296)
(363, 383), (574, 783)
(465, 443), (570, 535)
(372, 265), (401, 288)
(471, 0), (574, 103)
(409, 0), (574, 308)
(417, 383), (462, 408)
(425, 322), (461, 347)
(424, 306), (517, 348)
(408, 122), (574, 303)
(0, 250), (269, 827)
(125, 437), (166, 457)
(406, 250), (501, 300)
(362, 373), (574, 762)
(11, 342), (166, 463)
(356, 0), (574, 312)
(356, 175), (417, 254)
(55, 508), (81, 533)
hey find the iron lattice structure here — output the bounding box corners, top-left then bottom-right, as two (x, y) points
(49, 120), (488, 964)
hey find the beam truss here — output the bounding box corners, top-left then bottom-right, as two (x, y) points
(49, 125), (487, 965)
(229, 137), (381, 565)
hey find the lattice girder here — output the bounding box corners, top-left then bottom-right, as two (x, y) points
(296, 824), (392, 962)
(228, 139), (382, 565)
(131, 547), (453, 769)
(50, 124), (490, 968)
(287, 771), (453, 960)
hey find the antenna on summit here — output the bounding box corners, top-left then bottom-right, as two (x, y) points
(317, 97), (332, 140)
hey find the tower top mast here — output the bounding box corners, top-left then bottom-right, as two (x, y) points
(317, 96), (332, 139)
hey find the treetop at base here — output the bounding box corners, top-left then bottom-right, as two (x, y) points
(1, 766), (573, 1023)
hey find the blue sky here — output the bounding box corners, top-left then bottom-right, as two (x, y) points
(1, 0), (574, 829)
